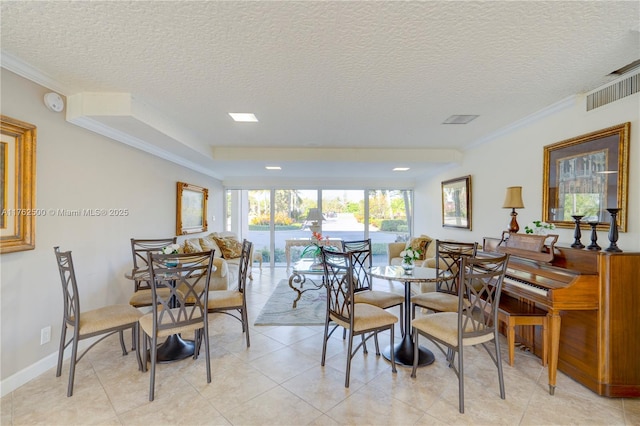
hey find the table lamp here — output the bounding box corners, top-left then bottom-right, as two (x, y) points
(502, 186), (525, 233)
(306, 208), (324, 234)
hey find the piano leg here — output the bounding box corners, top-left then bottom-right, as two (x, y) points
(548, 311), (561, 395)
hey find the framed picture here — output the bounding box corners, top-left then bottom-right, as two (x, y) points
(1, 115), (36, 253)
(542, 122), (630, 231)
(176, 182), (208, 235)
(441, 175), (471, 230)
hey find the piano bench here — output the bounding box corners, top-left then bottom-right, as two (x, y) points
(498, 295), (548, 367)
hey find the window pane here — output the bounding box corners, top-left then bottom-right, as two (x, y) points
(369, 190), (412, 266)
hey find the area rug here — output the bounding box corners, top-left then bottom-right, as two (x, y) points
(254, 279), (326, 326)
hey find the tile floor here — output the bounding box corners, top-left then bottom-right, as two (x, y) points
(2, 268), (639, 425)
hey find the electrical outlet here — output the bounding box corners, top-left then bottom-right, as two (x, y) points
(40, 326), (51, 345)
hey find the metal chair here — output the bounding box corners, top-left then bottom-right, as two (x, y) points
(206, 239), (252, 348)
(411, 253), (509, 413)
(411, 240), (478, 316)
(54, 247), (142, 397)
(139, 250), (214, 401)
(321, 248), (398, 387)
(128, 238), (177, 308)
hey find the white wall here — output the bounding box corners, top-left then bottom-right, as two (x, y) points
(0, 71), (224, 393)
(414, 91), (640, 252)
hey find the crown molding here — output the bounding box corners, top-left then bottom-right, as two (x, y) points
(1, 50), (71, 95)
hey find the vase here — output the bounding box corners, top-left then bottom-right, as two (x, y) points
(402, 260), (414, 275)
(605, 208), (622, 252)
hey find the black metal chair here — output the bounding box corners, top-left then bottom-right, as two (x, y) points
(206, 239), (253, 348)
(139, 250), (214, 401)
(54, 247), (142, 397)
(411, 240), (478, 316)
(128, 238), (177, 308)
(410, 253), (509, 413)
(320, 248), (398, 387)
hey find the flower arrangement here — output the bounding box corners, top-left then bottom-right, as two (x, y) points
(400, 247), (421, 265)
(524, 220), (556, 235)
(161, 243), (181, 254)
(301, 231), (329, 259)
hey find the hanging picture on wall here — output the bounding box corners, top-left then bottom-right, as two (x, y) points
(1, 115), (36, 253)
(441, 175), (472, 230)
(542, 122), (630, 231)
(176, 182), (208, 235)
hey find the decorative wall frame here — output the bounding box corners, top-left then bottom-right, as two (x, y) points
(1, 115), (36, 253)
(542, 122), (630, 232)
(176, 182), (208, 235)
(441, 175), (471, 230)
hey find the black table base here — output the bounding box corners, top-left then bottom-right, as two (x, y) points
(382, 336), (435, 367)
(154, 334), (195, 363)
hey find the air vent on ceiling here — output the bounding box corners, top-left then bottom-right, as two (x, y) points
(442, 115), (479, 124)
(587, 73), (639, 111)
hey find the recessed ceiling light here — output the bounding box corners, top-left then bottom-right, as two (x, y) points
(393, 167), (410, 171)
(265, 166), (281, 170)
(229, 112), (258, 122)
(442, 115), (479, 124)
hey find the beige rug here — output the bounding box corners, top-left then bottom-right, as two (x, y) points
(254, 279), (326, 326)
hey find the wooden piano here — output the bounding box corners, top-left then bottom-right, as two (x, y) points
(483, 236), (640, 397)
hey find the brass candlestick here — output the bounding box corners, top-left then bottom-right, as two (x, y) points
(605, 208), (622, 252)
(571, 215), (585, 249)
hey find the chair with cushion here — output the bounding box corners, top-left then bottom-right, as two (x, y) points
(206, 239), (252, 348)
(139, 250), (215, 401)
(411, 253), (510, 413)
(128, 238), (177, 309)
(411, 240), (478, 317)
(54, 246), (142, 397)
(342, 239), (405, 336)
(321, 248), (398, 388)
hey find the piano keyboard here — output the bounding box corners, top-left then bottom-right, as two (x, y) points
(503, 276), (549, 297)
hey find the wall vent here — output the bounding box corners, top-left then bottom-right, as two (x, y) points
(586, 73), (639, 111)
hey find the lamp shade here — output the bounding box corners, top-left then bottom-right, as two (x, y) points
(306, 208), (324, 222)
(502, 186), (525, 209)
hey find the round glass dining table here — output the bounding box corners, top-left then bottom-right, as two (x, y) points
(369, 265), (440, 367)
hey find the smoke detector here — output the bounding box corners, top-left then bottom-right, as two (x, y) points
(44, 92), (64, 112)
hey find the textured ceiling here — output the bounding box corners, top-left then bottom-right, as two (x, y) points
(1, 1), (639, 184)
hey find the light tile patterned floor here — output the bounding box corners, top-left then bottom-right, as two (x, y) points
(2, 268), (639, 425)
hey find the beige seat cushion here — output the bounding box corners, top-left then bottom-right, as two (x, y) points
(71, 305), (142, 336)
(412, 291), (469, 312)
(139, 309), (204, 338)
(330, 303), (398, 332)
(129, 287), (174, 308)
(207, 290), (243, 309)
(354, 290), (403, 309)
(412, 312), (494, 347)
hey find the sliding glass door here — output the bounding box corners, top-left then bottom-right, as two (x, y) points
(227, 188), (412, 268)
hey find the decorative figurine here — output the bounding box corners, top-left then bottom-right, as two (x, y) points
(605, 208), (622, 252)
(571, 215), (585, 249)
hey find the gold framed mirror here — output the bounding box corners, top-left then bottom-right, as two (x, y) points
(176, 182), (208, 235)
(1, 115), (37, 253)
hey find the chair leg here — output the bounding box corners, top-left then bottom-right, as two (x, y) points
(458, 345), (464, 414)
(373, 332), (380, 355)
(410, 328), (418, 378)
(203, 325), (211, 384)
(56, 323), (67, 378)
(149, 334), (158, 401)
(67, 330), (79, 397)
(389, 326), (397, 374)
(243, 305), (250, 348)
(118, 330), (128, 356)
(345, 330), (354, 388)
(362, 333), (368, 354)
(133, 325), (142, 371)
(321, 319), (329, 366)
(495, 335), (506, 400)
